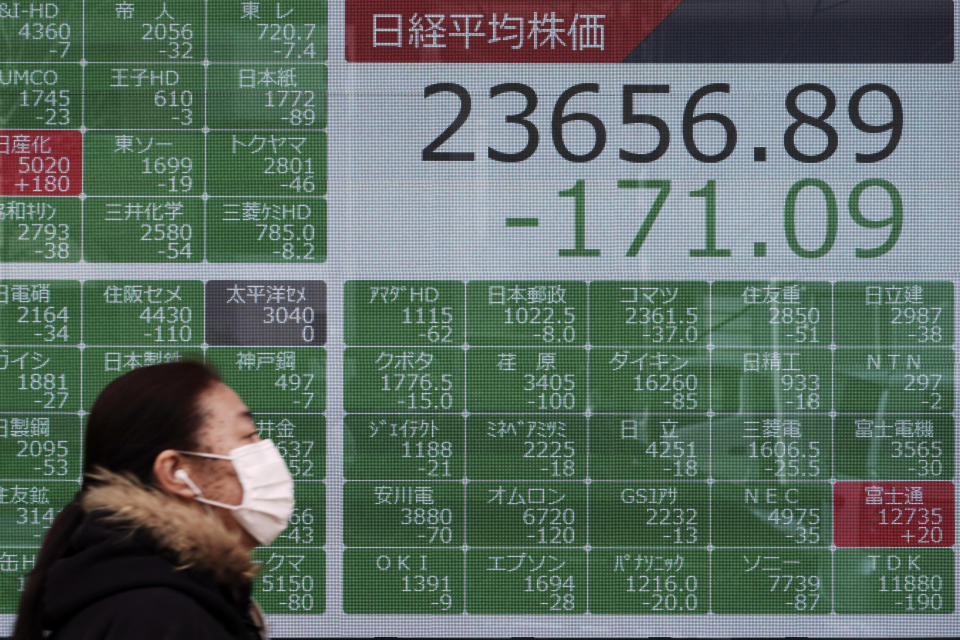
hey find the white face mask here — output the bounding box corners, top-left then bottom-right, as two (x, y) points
(175, 439), (294, 546)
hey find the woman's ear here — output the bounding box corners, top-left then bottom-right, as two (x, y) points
(153, 449), (196, 499)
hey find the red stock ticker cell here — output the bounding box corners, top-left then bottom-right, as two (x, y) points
(0, 130), (82, 197)
(834, 481), (955, 548)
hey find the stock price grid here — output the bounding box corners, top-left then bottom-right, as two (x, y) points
(0, 0), (958, 637)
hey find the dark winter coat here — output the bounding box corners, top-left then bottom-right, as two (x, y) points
(40, 471), (268, 640)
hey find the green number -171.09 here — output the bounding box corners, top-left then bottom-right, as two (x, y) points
(556, 178), (902, 259)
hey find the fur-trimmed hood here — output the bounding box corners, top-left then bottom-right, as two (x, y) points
(40, 470), (267, 639)
(81, 469), (257, 584)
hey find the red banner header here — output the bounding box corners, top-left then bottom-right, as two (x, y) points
(345, 1), (683, 62)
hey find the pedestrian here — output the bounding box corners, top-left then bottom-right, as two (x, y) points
(13, 361), (293, 639)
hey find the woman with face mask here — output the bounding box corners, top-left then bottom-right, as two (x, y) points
(13, 361), (294, 640)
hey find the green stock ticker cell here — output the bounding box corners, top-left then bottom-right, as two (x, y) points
(588, 415), (708, 481)
(0, 414), (82, 481)
(0, 481), (77, 545)
(710, 348), (832, 413)
(206, 64), (327, 130)
(252, 548), (324, 615)
(834, 549), (955, 613)
(466, 482), (586, 547)
(343, 347), (463, 413)
(588, 549), (709, 614)
(711, 481), (832, 548)
(274, 483), (324, 547)
(0, 548), (37, 613)
(834, 415), (955, 481)
(0, 280), (79, 345)
(82, 131), (203, 197)
(342, 549), (463, 614)
(0, 198), (80, 263)
(835, 348), (954, 413)
(712, 549), (832, 614)
(344, 280), (465, 346)
(83, 0), (204, 62)
(588, 483), (708, 547)
(84, 64), (204, 129)
(0, 6), (80, 62)
(207, 347), (325, 413)
(466, 281), (587, 346)
(588, 281), (709, 347)
(206, 132), (326, 196)
(255, 414), (325, 481)
(835, 282), (954, 347)
(710, 281), (832, 347)
(710, 415), (831, 481)
(207, 0), (328, 63)
(81, 280), (204, 347)
(82, 349), (327, 412)
(0, 347), (80, 412)
(81, 348), (203, 410)
(343, 414), (465, 480)
(467, 348), (586, 413)
(466, 549), (586, 614)
(0, 64), (80, 128)
(342, 482), (464, 547)
(466, 415), (586, 480)
(589, 348), (708, 413)
(206, 198), (326, 263)
(83, 198), (202, 263)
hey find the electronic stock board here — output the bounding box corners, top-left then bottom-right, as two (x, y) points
(0, 1), (958, 636)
